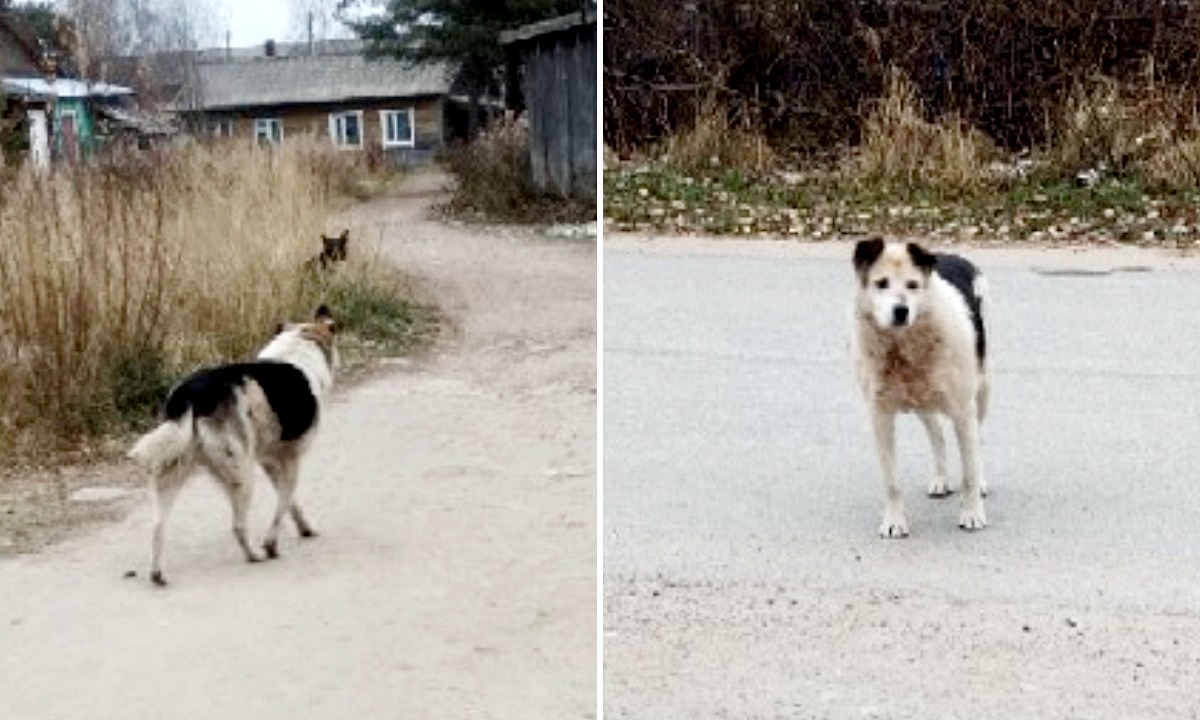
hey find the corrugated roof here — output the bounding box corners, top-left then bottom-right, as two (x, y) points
(181, 53), (455, 111)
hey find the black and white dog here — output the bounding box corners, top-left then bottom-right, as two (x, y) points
(851, 238), (990, 537)
(128, 306), (337, 585)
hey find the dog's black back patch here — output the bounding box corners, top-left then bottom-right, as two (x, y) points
(934, 253), (986, 362)
(164, 361), (317, 441)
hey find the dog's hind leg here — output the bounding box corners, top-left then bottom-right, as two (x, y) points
(918, 412), (951, 497)
(871, 409), (909, 538)
(208, 461), (264, 564)
(199, 421), (265, 563)
(975, 376), (990, 496)
(262, 456), (309, 559)
(290, 504), (317, 539)
(149, 465), (189, 587)
(951, 406), (988, 531)
(976, 374), (991, 425)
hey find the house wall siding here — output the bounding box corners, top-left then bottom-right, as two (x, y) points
(202, 97), (444, 165)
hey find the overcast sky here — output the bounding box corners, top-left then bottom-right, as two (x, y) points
(214, 0), (290, 47)
(213, 0), (371, 47)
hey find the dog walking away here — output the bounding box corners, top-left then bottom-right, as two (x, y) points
(127, 306), (337, 586)
(851, 237), (990, 537)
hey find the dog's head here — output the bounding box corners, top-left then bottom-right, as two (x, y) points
(853, 237), (937, 330)
(320, 230), (349, 262)
(271, 305), (338, 365)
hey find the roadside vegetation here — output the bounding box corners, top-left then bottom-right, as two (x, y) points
(0, 138), (435, 464)
(442, 118), (594, 224)
(605, 1), (1200, 246)
(607, 75), (1200, 246)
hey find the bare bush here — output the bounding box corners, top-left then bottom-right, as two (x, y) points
(606, 0), (1200, 157)
(442, 119), (592, 223)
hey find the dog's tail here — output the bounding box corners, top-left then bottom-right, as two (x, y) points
(128, 410), (194, 474)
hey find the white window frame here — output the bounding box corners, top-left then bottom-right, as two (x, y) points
(380, 108), (415, 148)
(58, 107), (80, 139)
(253, 118), (283, 145)
(328, 110), (365, 150)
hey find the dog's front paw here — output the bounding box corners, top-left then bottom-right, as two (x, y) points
(878, 508), (910, 538)
(958, 499), (988, 531)
(927, 475), (952, 497)
(263, 539), (279, 559)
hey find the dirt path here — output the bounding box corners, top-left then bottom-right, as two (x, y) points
(0, 171), (596, 720)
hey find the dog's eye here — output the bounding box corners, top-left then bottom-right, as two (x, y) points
(906, 280), (920, 290)
(874, 278), (889, 290)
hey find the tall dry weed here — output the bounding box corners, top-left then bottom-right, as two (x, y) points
(855, 68), (994, 190)
(442, 119), (593, 223)
(1050, 77), (1172, 176)
(0, 139), (334, 454)
(661, 103), (775, 175)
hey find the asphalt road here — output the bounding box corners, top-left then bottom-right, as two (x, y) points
(604, 236), (1200, 719)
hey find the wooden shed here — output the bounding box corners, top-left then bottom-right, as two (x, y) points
(501, 10), (596, 199)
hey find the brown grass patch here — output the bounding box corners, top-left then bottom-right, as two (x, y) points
(0, 140), (337, 456)
(854, 68), (996, 191)
(661, 104), (776, 175)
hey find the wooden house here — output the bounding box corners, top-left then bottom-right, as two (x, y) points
(3, 12), (139, 166)
(174, 41), (471, 165)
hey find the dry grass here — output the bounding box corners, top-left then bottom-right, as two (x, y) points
(661, 104), (776, 175)
(1143, 135), (1200, 188)
(0, 139), (340, 457)
(1050, 77), (1167, 176)
(854, 68), (996, 191)
(442, 118), (593, 223)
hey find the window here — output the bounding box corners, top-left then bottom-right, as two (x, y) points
(209, 118), (234, 137)
(253, 118), (283, 145)
(380, 109), (415, 148)
(329, 110), (364, 149)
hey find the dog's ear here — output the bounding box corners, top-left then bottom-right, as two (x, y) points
(314, 304), (337, 333)
(906, 242), (937, 275)
(273, 321), (285, 336)
(340, 229), (349, 241)
(853, 237), (885, 280)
